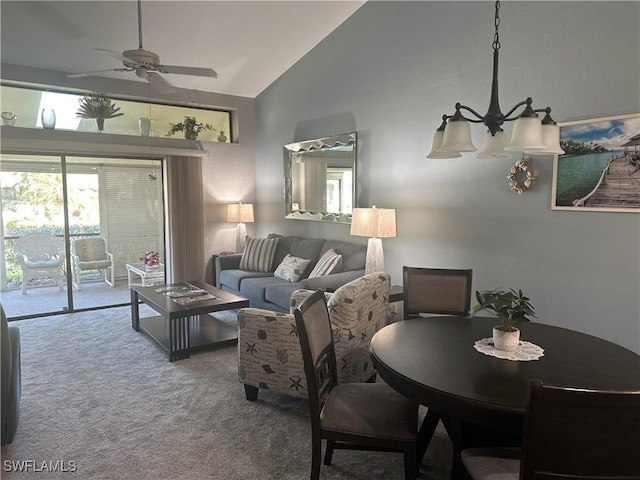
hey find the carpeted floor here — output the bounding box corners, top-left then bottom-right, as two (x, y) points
(1, 306), (452, 479)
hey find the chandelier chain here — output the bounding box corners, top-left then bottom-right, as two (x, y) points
(493, 0), (501, 51)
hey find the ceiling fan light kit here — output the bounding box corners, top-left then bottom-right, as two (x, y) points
(427, 1), (564, 160)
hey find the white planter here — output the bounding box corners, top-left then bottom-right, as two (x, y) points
(492, 327), (520, 352)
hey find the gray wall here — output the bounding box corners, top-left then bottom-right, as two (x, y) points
(254, 1), (640, 353)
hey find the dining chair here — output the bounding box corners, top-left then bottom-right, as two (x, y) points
(461, 380), (640, 480)
(402, 266), (473, 318)
(401, 266), (474, 468)
(294, 290), (420, 480)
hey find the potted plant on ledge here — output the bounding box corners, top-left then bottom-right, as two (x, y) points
(166, 116), (213, 140)
(469, 288), (536, 352)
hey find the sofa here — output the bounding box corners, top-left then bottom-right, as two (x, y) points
(237, 272), (391, 401)
(1, 304), (21, 445)
(215, 234), (367, 313)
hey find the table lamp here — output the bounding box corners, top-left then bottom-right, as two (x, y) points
(227, 202), (254, 253)
(350, 206), (396, 274)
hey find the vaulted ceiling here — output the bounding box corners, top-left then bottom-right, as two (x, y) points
(0, 1), (365, 98)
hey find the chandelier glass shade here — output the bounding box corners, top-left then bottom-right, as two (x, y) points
(427, 1), (564, 159)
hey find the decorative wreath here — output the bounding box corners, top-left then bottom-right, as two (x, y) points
(506, 158), (536, 194)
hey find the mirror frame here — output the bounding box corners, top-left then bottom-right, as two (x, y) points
(283, 132), (357, 224)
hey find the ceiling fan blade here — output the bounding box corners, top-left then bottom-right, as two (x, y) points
(147, 72), (176, 94)
(67, 68), (132, 78)
(158, 65), (217, 78)
(92, 48), (126, 62)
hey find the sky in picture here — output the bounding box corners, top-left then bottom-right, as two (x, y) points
(560, 116), (640, 151)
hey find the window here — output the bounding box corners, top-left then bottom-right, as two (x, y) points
(0, 83), (231, 142)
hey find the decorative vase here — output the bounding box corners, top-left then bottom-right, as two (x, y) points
(1, 112), (16, 126)
(217, 131), (227, 142)
(184, 130), (197, 140)
(139, 117), (151, 136)
(145, 264), (160, 272)
(96, 117), (105, 132)
(41, 109), (56, 129)
(492, 327), (520, 352)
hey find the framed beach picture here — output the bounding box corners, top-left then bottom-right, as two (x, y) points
(551, 113), (640, 212)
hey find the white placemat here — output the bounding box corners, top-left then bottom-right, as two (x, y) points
(474, 337), (544, 361)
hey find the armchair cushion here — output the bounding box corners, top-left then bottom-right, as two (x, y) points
(24, 258), (61, 268)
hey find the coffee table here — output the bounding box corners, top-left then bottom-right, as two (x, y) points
(131, 281), (249, 361)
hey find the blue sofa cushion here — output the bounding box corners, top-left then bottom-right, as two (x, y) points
(219, 269), (272, 291)
(289, 237), (326, 278)
(321, 240), (366, 273)
(240, 276), (290, 303)
(268, 234), (303, 271)
(265, 282), (302, 309)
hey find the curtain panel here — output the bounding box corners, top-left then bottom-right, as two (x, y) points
(165, 156), (205, 283)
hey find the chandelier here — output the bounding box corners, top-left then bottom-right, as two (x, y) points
(427, 1), (564, 159)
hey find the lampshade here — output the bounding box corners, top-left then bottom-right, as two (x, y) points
(438, 119), (477, 153)
(226, 203), (254, 223)
(426, 130), (462, 159)
(476, 130), (512, 159)
(350, 208), (397, 238)
(504, 116), (547, 152)
(528, 123), (565, 155)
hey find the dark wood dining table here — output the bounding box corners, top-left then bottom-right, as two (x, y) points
(369, 316), (640, 480)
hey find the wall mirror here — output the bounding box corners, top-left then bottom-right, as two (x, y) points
(284, 132), (357, 223)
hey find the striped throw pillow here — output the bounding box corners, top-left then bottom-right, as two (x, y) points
(308, 249), (342, 278)
(239, 237), (278, 272)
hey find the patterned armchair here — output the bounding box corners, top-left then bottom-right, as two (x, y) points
(237, 272), (391, 401)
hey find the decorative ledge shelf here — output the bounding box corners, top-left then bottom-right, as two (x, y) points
(0, 126), (210, 158)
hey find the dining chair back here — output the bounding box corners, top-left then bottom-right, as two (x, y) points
(294, 290), (420, 480)
(402, 266), (473, 318)
(461, 380), (640, 480)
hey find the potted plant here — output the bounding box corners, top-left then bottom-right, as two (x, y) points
(166, 116), (213, 140)
(76, 94), (124, 132)
(139, 251), (160, 271)
(469, 288), (536, 352)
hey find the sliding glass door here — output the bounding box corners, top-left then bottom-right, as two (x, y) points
(0, 153), (165, 319)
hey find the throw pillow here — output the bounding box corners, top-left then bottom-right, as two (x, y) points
(239, 237), (278, 272)
(308, 249), (343, 278)
(274, 254), (311, 282)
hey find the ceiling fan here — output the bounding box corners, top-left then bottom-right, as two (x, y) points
(68, 0), (217, 92)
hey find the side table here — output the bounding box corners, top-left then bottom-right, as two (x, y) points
(126, 263), (165, 288)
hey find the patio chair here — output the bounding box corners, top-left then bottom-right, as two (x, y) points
(13, 233), (65, 295)
(71, 237), (115, 290)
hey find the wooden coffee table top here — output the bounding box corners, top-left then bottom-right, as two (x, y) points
(132, 280), (249, 318)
